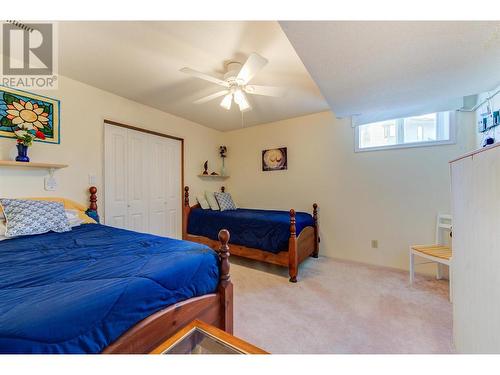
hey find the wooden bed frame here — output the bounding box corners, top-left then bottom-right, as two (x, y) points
(85, 187), (233, 354)
(182, 186), (319, 283)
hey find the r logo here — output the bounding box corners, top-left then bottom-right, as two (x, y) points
(2, 22), (53, 76)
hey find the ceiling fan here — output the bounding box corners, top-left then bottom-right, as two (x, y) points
(180, 53), (285, 112)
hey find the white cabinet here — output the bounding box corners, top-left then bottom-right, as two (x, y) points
(104, 124), (181, 238)
(451, 144), (500, 353)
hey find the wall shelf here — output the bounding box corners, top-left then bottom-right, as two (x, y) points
(0, 160), (68, 170)
(198, 174), (229, 180)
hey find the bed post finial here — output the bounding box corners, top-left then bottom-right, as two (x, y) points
(289, 209), (296, 237)
(312, 203), (319, 258)
(218, 228), (233, 333)
(86, 186), (100, 223)
(182, 186), (191, 240)
(218, 229), (231, 282)
(89, 186), (98, 211)
(184, 186), (189, 207)
(221, 186), (225, 193)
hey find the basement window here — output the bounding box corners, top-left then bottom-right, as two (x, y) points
(355, 111), (455, 152)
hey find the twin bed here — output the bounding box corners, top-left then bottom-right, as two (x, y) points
(0, 188), (232, 354)
(183, 186), (319, 282)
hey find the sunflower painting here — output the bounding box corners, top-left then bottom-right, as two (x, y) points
(0, 86), (60, 144)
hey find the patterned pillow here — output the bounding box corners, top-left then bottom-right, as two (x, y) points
(214, 192), (237, 211)
(0, 199), (71, 238)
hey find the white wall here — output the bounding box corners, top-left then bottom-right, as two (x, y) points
(0, 75), (223, 216)
(223, 111), (476, 271)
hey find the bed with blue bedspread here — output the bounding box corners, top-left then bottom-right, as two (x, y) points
(183, 186), (319, 283)
(188, 208), (313, 254)
(0, 224), (223, 354)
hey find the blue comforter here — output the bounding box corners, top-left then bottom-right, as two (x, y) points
(0, 224), (220, 354)
(187, 208), (314, 254)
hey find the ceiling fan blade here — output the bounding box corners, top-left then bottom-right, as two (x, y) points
(237, 53), (268, 84)
(193, 90), (229, 104)
(244, 85), (285, 97)
(180, 67), (230, 87)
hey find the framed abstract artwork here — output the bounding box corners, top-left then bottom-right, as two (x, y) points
(262, 147), (287, 171)
(0, 86), (60, 144)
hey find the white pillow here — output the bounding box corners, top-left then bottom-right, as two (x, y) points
(65, 209), (85, 228)
(205, 191), (220, 211)
(196, 195), (210, 210)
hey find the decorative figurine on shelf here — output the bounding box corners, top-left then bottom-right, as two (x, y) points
(203, 160), (209, 175)
(14, 129), (46, 162)
(211, 172), (219, 176)
(219, 145), (227, 176)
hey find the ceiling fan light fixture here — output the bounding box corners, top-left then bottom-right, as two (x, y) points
(234, 89), (251, 111)
(234, 88), (245, 104)
(233, 89), (245, 104)
(220, 93), (232, 110)
(238, 101), (252, 112)
(238, 99), (251, 112)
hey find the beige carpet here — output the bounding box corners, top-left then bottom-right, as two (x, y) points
(230, 255), (453, 354)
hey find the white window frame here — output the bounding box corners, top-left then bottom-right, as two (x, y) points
(354, 111), (456, 152)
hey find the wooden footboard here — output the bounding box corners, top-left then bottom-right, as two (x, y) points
(102, 229), (233, 354)
(87, 187), (233, 354)
(183, 186), (319, 282)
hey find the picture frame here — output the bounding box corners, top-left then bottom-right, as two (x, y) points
(262, 147), (287, 171)
(0, 86), (60, 144)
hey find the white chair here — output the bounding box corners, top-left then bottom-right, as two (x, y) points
(409, 214), (452, 299)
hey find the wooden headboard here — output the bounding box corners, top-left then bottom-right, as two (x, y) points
(182, 185), (225, 238)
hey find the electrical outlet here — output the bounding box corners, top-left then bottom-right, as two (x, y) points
(371, 240), (378, 249)
(89, 174), (96, 185)
(44, 176), (57, 191)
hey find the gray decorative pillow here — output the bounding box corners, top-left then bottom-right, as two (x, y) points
(0, 199), (71, 238)
(214, 192), (237, 211)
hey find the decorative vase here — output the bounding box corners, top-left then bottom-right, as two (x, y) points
(15, 144), (30, 162)
(221, 158), (226, 176)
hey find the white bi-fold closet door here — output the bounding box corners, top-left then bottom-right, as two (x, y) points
(104, 123), (182, 239)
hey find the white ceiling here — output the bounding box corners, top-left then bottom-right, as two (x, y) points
(58, 21), (329, 131)
(280, 21), (500, 124)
